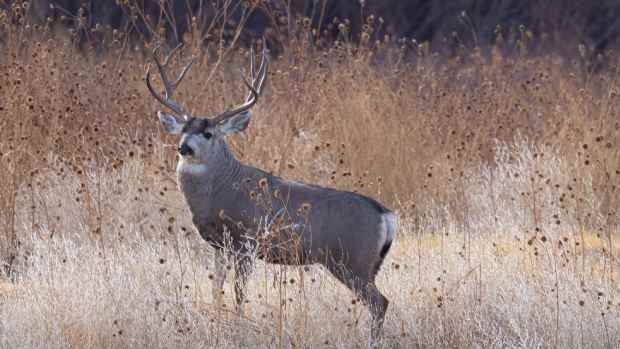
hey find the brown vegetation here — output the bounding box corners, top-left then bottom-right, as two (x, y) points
(1, 2), (620, 348)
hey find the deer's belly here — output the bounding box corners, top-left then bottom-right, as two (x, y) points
(255, 237), (310, 265)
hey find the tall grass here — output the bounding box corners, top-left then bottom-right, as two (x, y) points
(1, 2), (619, 348)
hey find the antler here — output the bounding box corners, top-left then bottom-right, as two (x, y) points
(145, 44), (194, 120)
(211, 43), (269, 124)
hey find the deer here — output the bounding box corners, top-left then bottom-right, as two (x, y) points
(145, 43), (397, 341)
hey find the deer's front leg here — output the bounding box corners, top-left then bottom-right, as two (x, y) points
(234, 255), (254, 316)
(212, 247), (227, 307)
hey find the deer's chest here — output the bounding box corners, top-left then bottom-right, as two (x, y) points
(177, 165), (212, 215)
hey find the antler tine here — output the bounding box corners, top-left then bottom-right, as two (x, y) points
(172, 59), (194, 88)
(250, 46), (256, 80)
(212, 44), (268, 125)
(154, 44), (194, 94)
(145, 66), (184, 116)
(161, 43), (183, 66)
(242, 75), (259, 104)
(247, 43), (268, 98)
(245, 46), (257, 103)
(212, 74), (259, 124)
(145, 44), (193, 119)
(254, 43), (268, 94)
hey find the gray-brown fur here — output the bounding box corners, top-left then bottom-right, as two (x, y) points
(146, 44), (397, 341)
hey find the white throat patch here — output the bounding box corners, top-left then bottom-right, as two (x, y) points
(177, 161), (208, 175)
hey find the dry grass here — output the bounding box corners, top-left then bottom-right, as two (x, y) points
(1, 3), (620, 348)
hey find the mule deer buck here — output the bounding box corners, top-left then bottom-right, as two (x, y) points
(145, 44), (397, 340)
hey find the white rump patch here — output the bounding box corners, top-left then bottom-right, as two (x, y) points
(379, 212), (397, 250)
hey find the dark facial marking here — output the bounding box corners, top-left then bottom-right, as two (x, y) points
(182, 117), (211, 134)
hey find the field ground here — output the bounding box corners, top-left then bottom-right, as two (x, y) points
(0, 155), (619, 348)
(0, 211), (618, 348)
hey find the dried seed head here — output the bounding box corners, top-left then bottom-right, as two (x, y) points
(258, 178), (268, 189)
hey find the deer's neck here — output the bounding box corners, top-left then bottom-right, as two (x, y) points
(176, 143), (242, 200)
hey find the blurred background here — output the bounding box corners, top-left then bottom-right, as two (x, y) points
(15, 0), (620, 59)
(1, 1), (620, 348)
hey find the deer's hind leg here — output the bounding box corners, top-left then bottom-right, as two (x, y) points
(360, 282), (389, 342)
(324, 259), (389, 343)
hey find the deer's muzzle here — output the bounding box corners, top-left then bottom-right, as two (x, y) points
(178, 143), (193, 156)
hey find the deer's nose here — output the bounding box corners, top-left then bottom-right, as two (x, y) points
(178, 143), (193, 156)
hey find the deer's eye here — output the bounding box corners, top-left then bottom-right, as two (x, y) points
(204, 131), (213, 139)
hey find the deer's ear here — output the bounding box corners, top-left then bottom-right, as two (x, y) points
(217, 111), (251, 135)
(158, 111), (184, 134)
